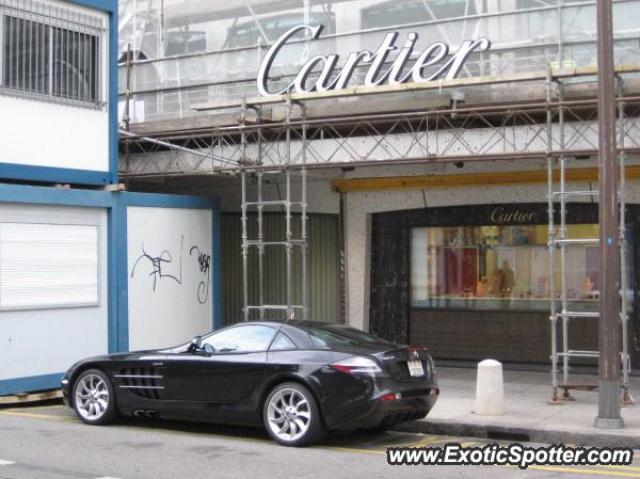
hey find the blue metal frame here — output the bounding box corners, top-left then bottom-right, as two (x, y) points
(0, 0), (118, 186)
(0, 184), (221, 395)
(0, 184), (118, 395)
(0, 373), (65, 396)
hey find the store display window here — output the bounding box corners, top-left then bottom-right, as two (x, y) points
(411, 224), (601, 311)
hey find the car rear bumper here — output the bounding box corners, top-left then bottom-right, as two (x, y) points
(329, 385), (440, 430)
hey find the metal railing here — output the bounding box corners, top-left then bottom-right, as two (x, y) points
(0, 0), (107, 108)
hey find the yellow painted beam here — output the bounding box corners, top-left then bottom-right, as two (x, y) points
(332, 165), (640, 193)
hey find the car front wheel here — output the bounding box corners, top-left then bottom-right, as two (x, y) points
(72, 368), (118, 425)
(263, 382), (325, 447)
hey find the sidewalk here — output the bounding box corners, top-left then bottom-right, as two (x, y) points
(399, 366), (640, 448)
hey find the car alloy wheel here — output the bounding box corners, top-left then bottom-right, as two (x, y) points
(73, 369), (117, 425)
(264, 382), (324, 446)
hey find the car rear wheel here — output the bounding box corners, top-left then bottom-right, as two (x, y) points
(73, 369), (118, 425)
(263, 382), (325, 447)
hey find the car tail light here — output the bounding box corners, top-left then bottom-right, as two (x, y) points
(407, 345), (428, 351)
(331, 356), (382, 374)
(378, 392), (401, 401)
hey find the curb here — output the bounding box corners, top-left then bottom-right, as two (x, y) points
(392, 419), (640, 449)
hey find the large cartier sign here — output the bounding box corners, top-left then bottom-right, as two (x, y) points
(257, 24), (491, 97)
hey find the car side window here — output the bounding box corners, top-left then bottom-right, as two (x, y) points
(201, 325), (276, 353)
(269, 332), (297, 351)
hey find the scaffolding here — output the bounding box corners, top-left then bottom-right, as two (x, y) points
(239, 97), (309, 321)
(546, 72), (633, 403)
(120, 65), (640, 393)
(120, 65), (640, 178)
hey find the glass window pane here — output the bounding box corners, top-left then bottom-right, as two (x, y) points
(410, 224), (601, 311)
(303, 324), (394, 348)
(52, 27), (98, 102)
(202, 325), (276, 352)
(2, 16), (49, 95)
(269, 332), (297, 351)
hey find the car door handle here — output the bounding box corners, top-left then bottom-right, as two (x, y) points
(152, 362), (164, 366)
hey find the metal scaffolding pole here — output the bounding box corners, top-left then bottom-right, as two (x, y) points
(300, 103), (309, 321)
(285, 97), (293, 320)
(595, 0), (623, 429)
(558, 85), (570, 388)
(618, 98), (634, 405)
(237, 95), (309, 321)
(241, 167), (249, 322)
(545, 70), (633, 404)
(547, 72), (559, 403)
(241, 99), (249, 322)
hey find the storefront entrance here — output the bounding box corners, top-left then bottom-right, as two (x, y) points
(369, 203), (639, 365)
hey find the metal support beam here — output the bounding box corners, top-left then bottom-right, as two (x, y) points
(595, 0), (623, 429)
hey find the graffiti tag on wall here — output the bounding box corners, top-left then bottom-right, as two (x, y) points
(131, 235), (212, 304)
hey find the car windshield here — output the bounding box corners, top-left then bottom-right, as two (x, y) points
(303, 324), (396, 349)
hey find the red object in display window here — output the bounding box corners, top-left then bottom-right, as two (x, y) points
(442, 247), (478, 295)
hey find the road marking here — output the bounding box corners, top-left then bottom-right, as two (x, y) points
(96, 477), (123, 479)
(0, 460), (15, 466)
(527, 465), (640, 478)
(0, 410), (74, 423)
(324, 446), (386, 456)
(408, 435), (446, 447)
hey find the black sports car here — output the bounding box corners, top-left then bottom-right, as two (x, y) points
(61, 321), (439, 446)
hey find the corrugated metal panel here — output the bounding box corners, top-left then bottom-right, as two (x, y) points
(221, 213), (340, 325)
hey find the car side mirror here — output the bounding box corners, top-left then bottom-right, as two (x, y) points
(189, 335), (202, 352)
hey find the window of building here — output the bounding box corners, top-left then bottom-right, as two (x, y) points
(362, 0), (477, 29)
(227, 12), (336, 49)
(0, 0), (107, 107)
(411, 224), (601, 311)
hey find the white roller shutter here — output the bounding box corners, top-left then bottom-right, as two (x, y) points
(0, 223), (99, 310)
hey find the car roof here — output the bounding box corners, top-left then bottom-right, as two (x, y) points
(235, 320), (342, 328)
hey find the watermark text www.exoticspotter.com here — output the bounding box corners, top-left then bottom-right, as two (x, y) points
(387, 443), (634, 469)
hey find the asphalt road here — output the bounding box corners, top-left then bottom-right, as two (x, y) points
(0, 402), (638, 479)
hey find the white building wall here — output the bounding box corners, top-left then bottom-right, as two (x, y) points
(0, 96), (109, 172)
(0, 203), (109, 380)
(127, 206), (213, 350)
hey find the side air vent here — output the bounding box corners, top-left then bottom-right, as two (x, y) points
(114, 367), (165, 399)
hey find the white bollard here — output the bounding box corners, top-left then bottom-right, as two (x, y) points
(474, 359), (504, 416)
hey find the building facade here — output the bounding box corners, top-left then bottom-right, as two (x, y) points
(0, 0), (221, 396)
(118, 0), (640, 369)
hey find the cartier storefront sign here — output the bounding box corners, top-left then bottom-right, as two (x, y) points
(490, 207), (537, 225)
(257, 24), (491, 97)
